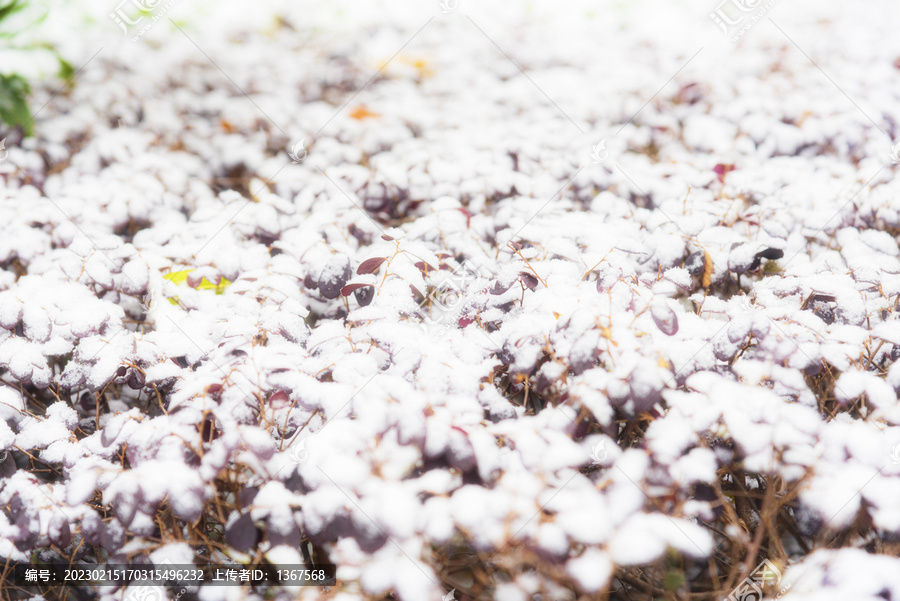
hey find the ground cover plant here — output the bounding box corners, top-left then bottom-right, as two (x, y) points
(2, 0), (900, 600)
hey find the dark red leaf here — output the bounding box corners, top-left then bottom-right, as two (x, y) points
(354, 286), (374, 306)
(381, 234), (394, 241)
(677, 82), (703, 104)
(125, 368), (145, 390)
(456, 207), (471, 228)
(748, 248), (784, 271)
(268, 390), (290, 409)
(341, 283), (374, 297)
(200, 414), (220, 444)
(756, 248), (784, 261)
(414, 261), (436, 275)
(520, 272), (538, 289)
(357, 257), (387, 275)
(713, 163), (735, 183)
(650, 302), (679, 336)
(490, 279), (514, 295)
(225, 512), (259, 552)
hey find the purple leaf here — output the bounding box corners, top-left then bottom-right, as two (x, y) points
(650, 302), (678, 336)
(357, 257), (387, 275)
(341, 283), (374, 297)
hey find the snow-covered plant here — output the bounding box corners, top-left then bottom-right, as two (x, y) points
(2, 1), (900, 600)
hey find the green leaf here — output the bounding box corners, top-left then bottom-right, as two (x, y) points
(664, 570), (685, 591)
(0, 73), (32, 136)
(0, 0), (25, 26)
(57, 57), (74, 81)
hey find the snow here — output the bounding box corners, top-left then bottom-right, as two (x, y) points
(780, 549), (900, 600)
(0, 421), (15, 451)
(0, 292), (23, 329)
(566, 548), (613, 593)
(0, 388), (24, 422)
(15, 417), (70, 450)
(555, 496), (611, 545)
(66, 467), (100, 506)
(162, 462), (208, 522)
(608, 514), (669, 565)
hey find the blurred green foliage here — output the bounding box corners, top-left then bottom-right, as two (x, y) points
(0, 73), (31, 136)
(0, 0), (73, 136)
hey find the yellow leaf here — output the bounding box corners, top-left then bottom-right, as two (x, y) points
(701, 251), (714, 289)
(349, 106), (380, 120)
(197, 277), (233, 294)
(163, 270), (192, 285)
(164, 270), (232, 295)
(599, 325), (618, 346)
(400, 56), (435, 79)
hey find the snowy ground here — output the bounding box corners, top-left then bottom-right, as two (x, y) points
(2, 0), (900, 599)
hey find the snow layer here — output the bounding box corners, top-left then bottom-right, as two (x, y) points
(1, 0), (900, 599)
